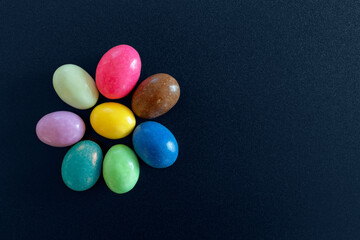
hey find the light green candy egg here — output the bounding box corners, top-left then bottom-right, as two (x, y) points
(53, 64), (99, 109)
(103, 144), (140, 194)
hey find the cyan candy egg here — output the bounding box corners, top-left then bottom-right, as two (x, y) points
(53, 64), (99, 109)
(36, 111), (85, 147)
(103, 144), (140, 194)
(61, 140), (103, 191)
(132, 121), (178, 168)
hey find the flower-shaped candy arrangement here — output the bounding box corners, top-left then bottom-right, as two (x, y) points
(36, 45), (180, 194)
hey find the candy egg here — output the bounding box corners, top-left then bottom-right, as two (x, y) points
(103, 144), (140, 194)
(90, 102), (136, 139)
(132, 73), (180, 119)
(61, 140), (103, 191)
(96, 45), (141, 99)
(36, 111), (85, 147)
(53, 64), (99, 109)
(132, 121), (178, 168)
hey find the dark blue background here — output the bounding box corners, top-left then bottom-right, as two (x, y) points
(1, 0), (360, 239)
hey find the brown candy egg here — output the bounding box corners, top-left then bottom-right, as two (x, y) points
(131, 73), (180, 119)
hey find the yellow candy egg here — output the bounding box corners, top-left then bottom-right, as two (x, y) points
(90, 102), (136, 139)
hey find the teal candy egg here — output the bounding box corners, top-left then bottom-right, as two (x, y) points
(61, 140), (103, 191)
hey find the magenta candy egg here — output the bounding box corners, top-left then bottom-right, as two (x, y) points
(96, 45), (141, 99)
(36, 111), (85, 147)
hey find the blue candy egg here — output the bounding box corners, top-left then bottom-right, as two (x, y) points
(132, 121), (178, 168)
(61, 140), (103, 191)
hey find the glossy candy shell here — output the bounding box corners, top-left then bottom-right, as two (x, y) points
(132, 73), (180, 119)
(90, 102), (136, 139)
(36, 111), (85, 147)
(132, 121), (178, 168)
(96, 45), (141, 99)
(61, 140), (103, 191)
(103, 144), (140, 194)
(53, 64), (99, 109)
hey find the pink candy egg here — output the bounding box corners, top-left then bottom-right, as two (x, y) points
(36, 111), (85, 147)
(96, 45), (141, 99)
